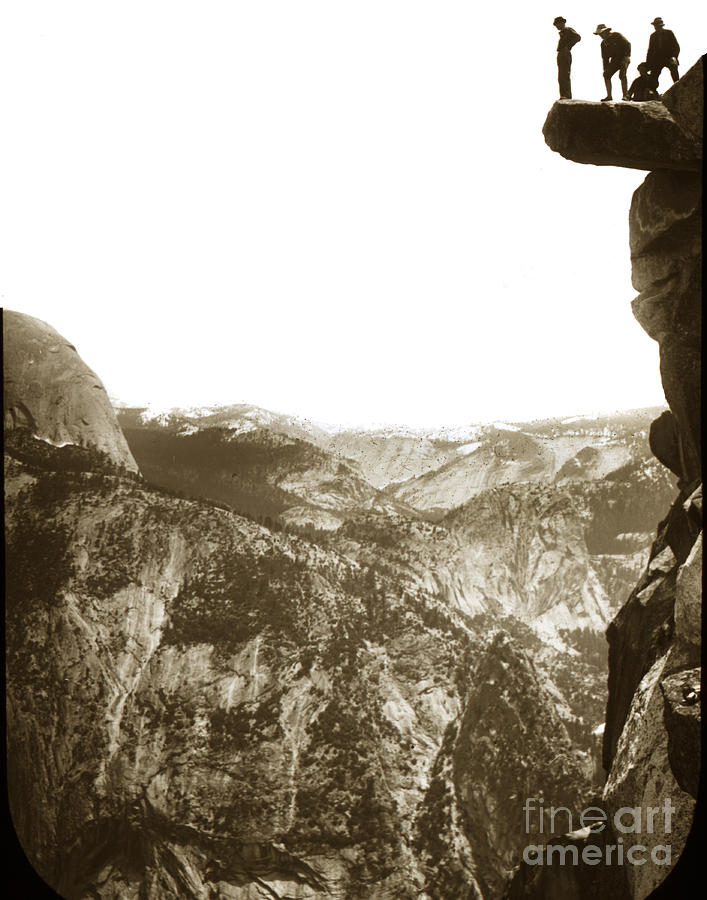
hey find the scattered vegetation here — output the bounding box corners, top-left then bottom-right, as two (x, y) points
(123, 425), (334, 523)
(5, 427), (137, 478)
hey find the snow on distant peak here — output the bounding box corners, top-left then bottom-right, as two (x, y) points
(431, 424), (484, 442)
(491, 422), (520, 432)
(139, 407), (174, 426)
(139, 403), (220, 424)
(222, 420), (258, 436)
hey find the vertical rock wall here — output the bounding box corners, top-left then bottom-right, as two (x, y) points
(601, 70), (702, 895)
(506, 58), (702, 900)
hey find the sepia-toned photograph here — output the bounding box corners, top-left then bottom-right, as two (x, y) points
(2, 2), (703, 898)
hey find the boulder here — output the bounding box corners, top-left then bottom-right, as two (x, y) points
(648, 411), (682, 480)
(661, 58), (704, 141)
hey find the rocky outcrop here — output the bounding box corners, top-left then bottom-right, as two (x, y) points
(542, 100), (701, 171)
(648, 410), (682, 479)
(660, 58), (704, 141)
(542, 61), (703, 172)
(601, 478), (701, 900)
(513, 57), (703, 900)
(603, 489), (701, 769)
(3, 310), (139, 473)
(603, 62), (703, 896)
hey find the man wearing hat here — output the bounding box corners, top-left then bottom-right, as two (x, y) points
(553, 16), (581, 99)
(646, 17), (680, 87)
(594, 24), (631, 101)
(627, 63), (660, 102)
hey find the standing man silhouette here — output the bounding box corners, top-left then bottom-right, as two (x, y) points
(594, 24), (631, 101)
(646, 17), (680, 88)
(553, 16), (581, 99)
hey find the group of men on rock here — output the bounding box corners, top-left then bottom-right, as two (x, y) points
(553, 16), (680, 101)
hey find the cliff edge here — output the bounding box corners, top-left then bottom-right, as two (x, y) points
(506, 59), (703, 900)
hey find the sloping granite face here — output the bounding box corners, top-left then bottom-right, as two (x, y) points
(661, 59), (704, 141)
(3, 310), (139, 473)
(542, 59), (703, 172)
(4, 451), (483, 899)
(520, 58), (703, 900)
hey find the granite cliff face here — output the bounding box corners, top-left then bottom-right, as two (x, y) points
(330, 459), (673, 643)
(5, 435), (478, 898)
(5, 430), (604, 900)
(506, 59), (702, 900)
(6, 320), (617, 898)
(3, 310), (139, 473)
(8, 308), (672, 898)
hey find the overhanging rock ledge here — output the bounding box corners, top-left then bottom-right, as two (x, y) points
(542, 59), (702, 171)
(505, 56), (702, 900)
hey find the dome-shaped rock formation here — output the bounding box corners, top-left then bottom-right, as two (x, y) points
(3, 309), (138, 473)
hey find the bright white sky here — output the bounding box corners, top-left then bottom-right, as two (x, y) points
(1, 2), (704, 427)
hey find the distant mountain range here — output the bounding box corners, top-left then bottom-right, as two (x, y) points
(116, 402), (674, 640)
(117, 402), (668, 511)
